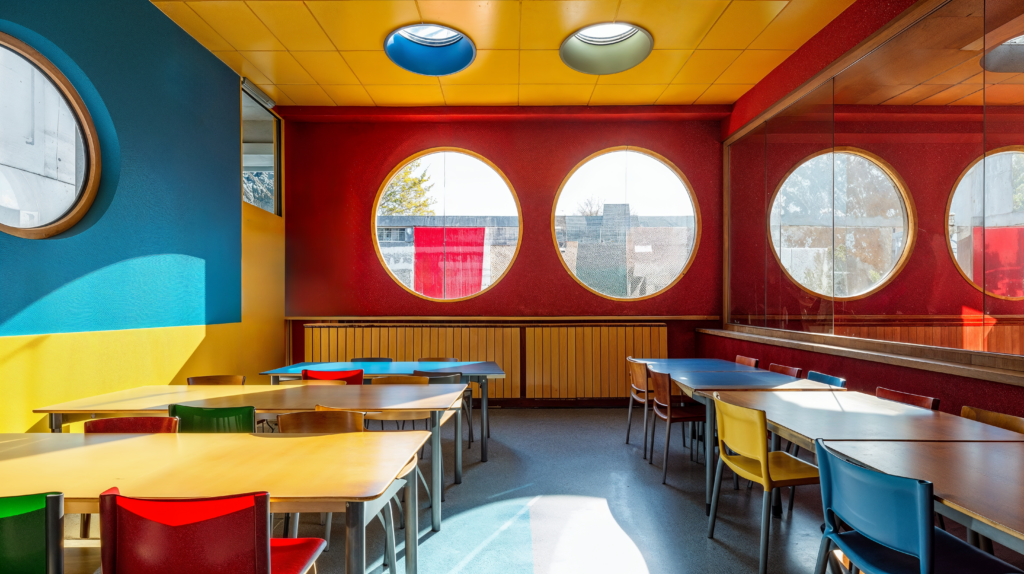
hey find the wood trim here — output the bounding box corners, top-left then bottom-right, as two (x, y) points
(287, 315), (719, 321)
(700, 326), (1024, 387)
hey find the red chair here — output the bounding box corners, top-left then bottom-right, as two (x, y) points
(736, 355), (759, 368)
(768, 363), (802, 378)
(877, 387), (939, 410)
(84, 417), (179, 433)
(100, 488), (325, 574)
(301, 369), (363, 385)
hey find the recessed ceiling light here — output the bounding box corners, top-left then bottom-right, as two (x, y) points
(981, 34), (1024, 73)
(1005, 34), (1024, 45)
(385, 24), (475, 76)
(398, 25), (463, 47)
(560, 23), (653, 76)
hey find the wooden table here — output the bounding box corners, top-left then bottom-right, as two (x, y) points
(0, 432), (429, 574)
(34, 384), (466, 532)
(262, 361), (505, 462)
(634, 358), (762, 373)
(824, 440), (1024, 555)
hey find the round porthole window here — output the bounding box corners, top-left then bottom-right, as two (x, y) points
(560, 23), (653, 75)
(0, 32), (100, 239)
(385, 24), (476, 77)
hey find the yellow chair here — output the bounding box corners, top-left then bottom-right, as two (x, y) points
(962, 405), (1024, 434)
(707, 392), (819, 574)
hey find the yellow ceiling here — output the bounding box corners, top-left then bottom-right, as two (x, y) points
(152, 0), (857, 107)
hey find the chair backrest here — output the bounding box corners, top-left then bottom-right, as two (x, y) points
(814, 439), (933, 574)
(85, 417), (179, 434)
(735, 355), (759, 368)
(0, 492), (63, 574)
(278, 411), (365, 433)
(962, 405), (1024, 434)
(768, 363), (802, 378)
(100, 487), (272, 573)
(876, 387), (939, 410)
(419, 357), (458, 362)
(626, 357), (649, 393)
(412, 370), (462, 385)
(351, 357), (393, 362)
(712, 393), (769, 480)
(371, 376), (429, 385)
(187, 375), (245, 386)
(807, 370), (846, 388)
(168, 404), (256, 433)
(301, 369), (363, 385)
(648, 369), (674, 408)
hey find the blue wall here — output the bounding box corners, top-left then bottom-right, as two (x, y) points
(0, 0), (241, 336)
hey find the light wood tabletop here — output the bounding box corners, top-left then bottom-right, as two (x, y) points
(713, 390), (1024, 450)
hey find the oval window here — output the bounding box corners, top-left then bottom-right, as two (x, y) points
(947, 148), (1024, 299)
(552, 148), (700, 300)
(0, 33), (100, 239)
(373, 149), (521, 301)
(769, 149), (913, 300)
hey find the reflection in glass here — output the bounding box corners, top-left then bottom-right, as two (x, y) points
(949, 150), (1024, 298)
(375, 151), (519, 300)
(770, 151), (909, 299)
(553, 150), (697, 299)
(0, 45), (85, 229)
(241, 91), (278, 214)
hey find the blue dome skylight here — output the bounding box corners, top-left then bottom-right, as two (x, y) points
(385, 24), (475, 76)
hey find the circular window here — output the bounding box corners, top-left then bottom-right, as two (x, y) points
(384, 24), (475, 77)
(560, 23), (653, 75)
(769, 149), (914, 300)
(0, 33), (100, 239)
(373, 149), (522, 301)
(552, 147), (700, 301)
(947, 147), (1024, 299)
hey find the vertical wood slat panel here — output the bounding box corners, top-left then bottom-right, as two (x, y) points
(512, 328), (521, 398)
(525, 328), (535, 398)
(304, 327), (313, 362)
(567, 327), (576, 399)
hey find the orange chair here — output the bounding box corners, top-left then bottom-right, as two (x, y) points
(962, 405), (1024, 434)
(625, 357), (652, 459)
(768, 363), (802, 378)
(647, 369), (706, 484)
(877, 387), (939, 410)
(736, 355), (759, 368)
(301, 369), (363, 385)
(187, 375), (245, 385)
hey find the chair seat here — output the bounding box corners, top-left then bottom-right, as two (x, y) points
(723, 450), (819, 488)
(833, 527), (1024, 574)
(652, 403), (705, 422)
(270, 537), (327, 574)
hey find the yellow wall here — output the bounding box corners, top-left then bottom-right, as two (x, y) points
(0, 202), (285, 433)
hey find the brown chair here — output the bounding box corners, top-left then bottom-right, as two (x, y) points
(351, 357), (393, 362)
(736, 355), (759, 368)
(648, 369), (706, 484)
(187, 375), (245, 385)
(877, 387), (939, 410)
(413, 370), (470, 442)
(420, 357), (458, 362)
(626, 357), (652, 459)
(768, 363), (802, 378)
(419, 357), (482, 443)
(962, 405), (1024, 434)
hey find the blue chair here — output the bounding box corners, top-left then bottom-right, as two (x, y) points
(813, 439), (1023, 574)
(807, 370), (846, 388)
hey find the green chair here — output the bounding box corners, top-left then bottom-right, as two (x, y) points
(168, 404), (256, 433)
(0, 492), (63, 573)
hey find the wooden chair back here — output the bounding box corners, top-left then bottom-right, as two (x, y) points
(372, 376), (429, 385)
(187, 375), (245, 386)
(768, 363), (802, 378)
(876, 387), (939, 410)
(962, 405), (1024, 434)
(84, 417), (179, 433)
(626, 357), (649, 394)
(648, 369), (673, 408)
(419, 357), (458, 362)
(351, 357), (392, 362)
(412, 371), (462, 385)
(278, 411), (365, 433)
(735, 355), (759, 368)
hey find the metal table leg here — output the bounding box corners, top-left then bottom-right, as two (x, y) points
(346, 501), (366, 574)
(704, 397), (715, 516)
(288, 512), (300, 537)
(430, 411), (442, 531)
(770, 432), (782, 517)
(49, 413), (63, 434)
(480, 378), (489, 462)
(271, 375), (280, 385)
(405, 471), (418, 574)
(455, 409), (463, 485)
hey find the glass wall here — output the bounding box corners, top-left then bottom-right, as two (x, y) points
(729, 0), (1024, 355)
(242, 91), (279, 215)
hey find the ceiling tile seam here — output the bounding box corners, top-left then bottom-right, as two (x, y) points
(413, 0), (424, 24)
(693, 0), (734, 51)
(690, 84), (716, 106)
(586, 81), (599, 106)
(240, 2), (337, 92)
(651, 83), (674, 106)
(175, 2), (238, 54)
(745, 0), (797, 51)
(517, 2), (522, 105)
(612, 0), (623, 23)
(917, 56), (984, 88)
(297, 1), (345, 53)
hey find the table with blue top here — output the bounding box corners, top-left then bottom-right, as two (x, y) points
(262, 361), (505, 462)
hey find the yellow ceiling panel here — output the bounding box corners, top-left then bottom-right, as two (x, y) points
(985, 84), (1024, 106)
(254, 83), (296, 106)
(213, 51), (272, 84)
(342, 51), (441, 85)
(306, 1), (420, 51)
(186, 1), (286, 51)
(276, 84), (336, 106)
(322, 85), (376, 106)
(697, 1), (788, 50)
(291, 52), (360, 85)
(418, 1), (520, 50)
(520, 50), (596, 84)
(1001, 74), (1024, 85)
(615, 1), (730, 50)
(520, 1), (619, 50)
(519, 84), (595, 105)
(950, 90), (984, 106)
(597, 50), (691, 85)
(365, 85), (447, 106)
(442, 85), (520, 105)
(748, 0), (857, 51)
(241, 51), (317, 84)
(672, 50), (740, 84)
(154, 2), (234, 52)
(656, 84), (711, 105)
(245, 1), (336, 51)
(694, 83), (753, 104)
(716, 50), (792, 84)
(880, 84), (946, 105)
(914, 84), (980, 106)
(589, 84), (666, 105)
(440, 50), (519, 85)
